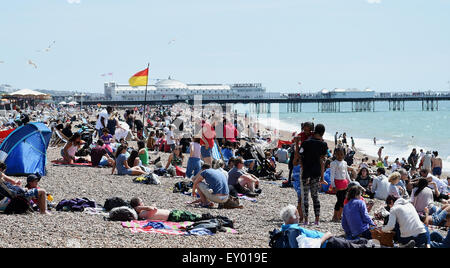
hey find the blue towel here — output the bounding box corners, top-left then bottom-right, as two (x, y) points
(143, 222), (168, 229)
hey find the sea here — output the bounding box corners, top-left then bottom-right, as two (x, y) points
(233, 100), (450, 172)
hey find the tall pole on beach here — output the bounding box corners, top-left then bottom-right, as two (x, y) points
(143, 62), (150, 128)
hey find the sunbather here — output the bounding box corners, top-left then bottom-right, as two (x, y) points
(130, 197), (201, 222)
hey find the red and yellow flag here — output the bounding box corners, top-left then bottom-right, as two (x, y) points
(129, 67), (149, 87)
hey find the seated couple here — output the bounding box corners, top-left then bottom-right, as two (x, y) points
(111, 145), (149, 176)
(0, 163), (50, 215)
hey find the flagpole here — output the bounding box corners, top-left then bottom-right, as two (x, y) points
(143, 62), (150, 130)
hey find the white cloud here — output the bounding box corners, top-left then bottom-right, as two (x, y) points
(67, 0), (81, 4)
(367, 0), (382, 4)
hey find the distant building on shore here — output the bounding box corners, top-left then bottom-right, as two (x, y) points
(104, 77), (281, 101)
(319, 88), (375, 99)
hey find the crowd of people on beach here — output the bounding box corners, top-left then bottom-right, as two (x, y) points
(0, 102), (448, 248)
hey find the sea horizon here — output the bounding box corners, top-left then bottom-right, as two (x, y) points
(235, 101), (450, 172)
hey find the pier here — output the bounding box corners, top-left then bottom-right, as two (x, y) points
(83, 92), (450, 113)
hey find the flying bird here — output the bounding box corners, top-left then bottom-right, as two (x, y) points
(28, 60), (38, 69)
(36, 41), (56, 53)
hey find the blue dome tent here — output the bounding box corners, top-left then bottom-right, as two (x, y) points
(0, 123), (52, 176)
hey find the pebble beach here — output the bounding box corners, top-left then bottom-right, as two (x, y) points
(0, 142), (389, 248)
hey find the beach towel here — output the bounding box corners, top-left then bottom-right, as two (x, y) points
(237, 194), (257, 203)
(122, 220), (194, 235)
(212, 141), (221, 160)
(121, 220), (238, 235)
(277, 140), (293, 148)
(51, 160), (92, 167)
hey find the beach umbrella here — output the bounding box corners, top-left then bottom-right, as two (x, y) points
(6, 89), (51, 100)
(59, 101), (67, 105)
(68, 101), (78, 106)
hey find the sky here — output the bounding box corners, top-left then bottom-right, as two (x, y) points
(0, 0), (449, 94)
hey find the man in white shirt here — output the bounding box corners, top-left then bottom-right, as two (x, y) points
(166, 125), (176, 152)
(276, 146), (289, 164)
(383, 197), (428, 248)
(372, 168), (390, 200)
(95, 106), (112, 138)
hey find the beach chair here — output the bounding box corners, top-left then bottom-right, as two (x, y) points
(50, 129), (69, 147)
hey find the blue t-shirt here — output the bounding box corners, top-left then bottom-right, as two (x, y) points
(281, 224), (327, 248)
(201, 169), (229, 195)
(228, 167), (245, 186)
(116, 154), (129, 175)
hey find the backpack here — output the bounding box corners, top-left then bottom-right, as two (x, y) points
(103, 197), (128, 211)
(4, 196), (32, 215)
(173, 181), (193, 193)
(186, 219), (223, 233)
(269, 228), (299, 248)
(145, 173), (160, 185)
(108, 206), (138, 221)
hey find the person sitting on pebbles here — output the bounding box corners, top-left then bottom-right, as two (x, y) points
(277, 204), (391, 248)
(130, 197), (202, 222)
(0, 163), (51, 215)
(111, 145), (147, 176)
(191, 164), (229, 208)
(61, 132), (85, 164)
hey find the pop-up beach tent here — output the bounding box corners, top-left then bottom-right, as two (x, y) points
(0, 123), (51, 176)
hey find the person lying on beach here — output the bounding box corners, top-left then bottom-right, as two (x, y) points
(130, 197), (202, 222)
(191, 164), (229, 208)
(111, 145), (147, 176)
(60, 133), (85, 164)
(0, 163), (50, 215)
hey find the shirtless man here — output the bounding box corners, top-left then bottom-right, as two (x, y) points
(432, 151), (443, 178)
(130, 197), (201, 222)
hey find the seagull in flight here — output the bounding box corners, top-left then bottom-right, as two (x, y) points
(28, 60), (38, 69)
(36, 41), (56, 53)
